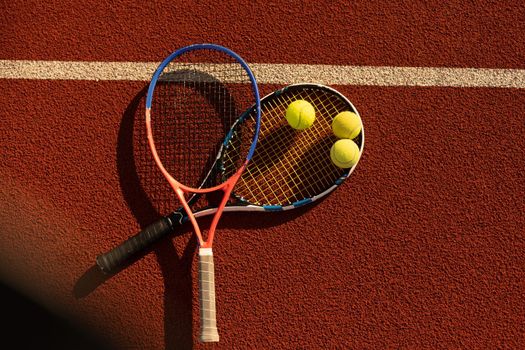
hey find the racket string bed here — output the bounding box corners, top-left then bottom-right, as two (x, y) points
(225, 86), (359, 207)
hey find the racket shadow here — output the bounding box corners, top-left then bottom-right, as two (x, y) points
(114, 78), (252, 349)
(107, 78), (248, 349)
(74, 86), (195, 349)
(118, 86), (196, 349)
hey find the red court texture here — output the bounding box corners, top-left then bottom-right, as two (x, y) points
(1, 1), (524, 349)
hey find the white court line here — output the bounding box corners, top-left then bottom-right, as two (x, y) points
(1, 60), (524, 88)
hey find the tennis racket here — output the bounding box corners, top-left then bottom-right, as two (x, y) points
(97, 82), (364, 267)
(107, 44), (260, 342)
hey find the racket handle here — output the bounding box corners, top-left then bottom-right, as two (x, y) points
(199, 248), (219, 342)
(96, 213), (184, 274)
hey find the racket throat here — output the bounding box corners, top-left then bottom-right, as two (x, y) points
(174, 188), (206, 246)
(173, 186), (232, 248)
(205, 185), (234, 247)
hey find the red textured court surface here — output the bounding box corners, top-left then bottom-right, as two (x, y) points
(1, 2), (525, 349)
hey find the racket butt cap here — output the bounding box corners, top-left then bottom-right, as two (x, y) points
(200, 329), (219, 342)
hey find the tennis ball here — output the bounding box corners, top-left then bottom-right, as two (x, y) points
(285, 100), (315, 130)
(330, 139), (360, 168)
(331, 111), (362, 139)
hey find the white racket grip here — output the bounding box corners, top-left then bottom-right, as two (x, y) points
(199, 248), (219, 342)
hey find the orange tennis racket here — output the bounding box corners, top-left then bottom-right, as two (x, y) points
(134, 44), (260, 342)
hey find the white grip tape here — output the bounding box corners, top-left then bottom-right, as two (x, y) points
(199, 248), (219, 342)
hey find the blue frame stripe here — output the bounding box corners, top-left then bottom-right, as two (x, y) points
(292, 198), (312, 207)
(263, 205), (283, 212)
(335, 177), (345, 185)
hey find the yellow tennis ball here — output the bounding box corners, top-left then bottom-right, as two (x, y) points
(285, 100), (315, 130)
(330, 139), (360, 168)
(331, 111), (362, 139)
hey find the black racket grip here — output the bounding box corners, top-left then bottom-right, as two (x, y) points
(96, 213), (184, 274)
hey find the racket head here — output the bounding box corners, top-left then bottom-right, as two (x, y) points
(145, 44), (261, 195)
(223, 83), (364, 210)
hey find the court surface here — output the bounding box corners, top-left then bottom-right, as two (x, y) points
(1, 1), (524, 349)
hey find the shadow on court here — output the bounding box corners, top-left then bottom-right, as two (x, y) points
(73, 86), (324, 350)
